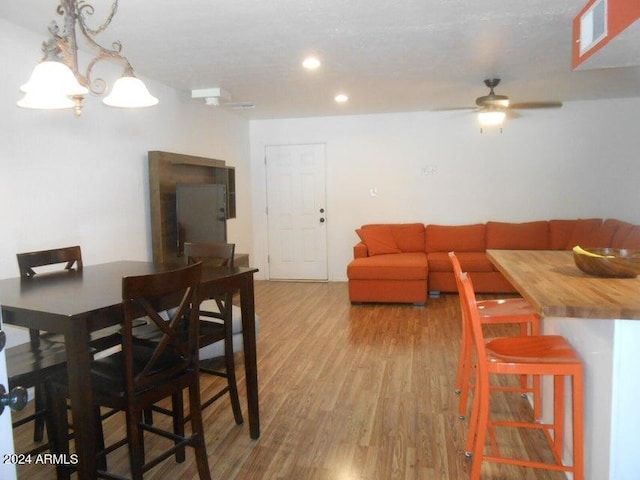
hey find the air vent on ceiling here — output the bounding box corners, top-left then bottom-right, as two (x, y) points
(579, 0), (607, 55)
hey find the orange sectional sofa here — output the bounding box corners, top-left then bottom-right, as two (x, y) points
(347, 218), (640, 305)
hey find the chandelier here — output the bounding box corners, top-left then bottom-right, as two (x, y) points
(17, 0), (158, 116)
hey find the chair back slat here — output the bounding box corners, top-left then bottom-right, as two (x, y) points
(184, 242), (235, 268)
(17, 246), (83, 347)
(17, 246), (82, 278)
(122, 262), (202, 393)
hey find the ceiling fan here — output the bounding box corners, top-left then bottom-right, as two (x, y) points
(443, 78), (562, 131)
(475, 78), (562, 112)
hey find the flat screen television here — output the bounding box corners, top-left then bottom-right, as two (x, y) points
(176, 183), (227, 255)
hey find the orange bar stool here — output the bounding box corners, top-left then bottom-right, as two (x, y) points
(458, 271), (584, 480)
(449, 252), (541, 420)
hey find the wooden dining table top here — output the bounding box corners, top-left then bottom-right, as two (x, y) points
(486, 249), (640, 320)
(0, 261), (257, 323)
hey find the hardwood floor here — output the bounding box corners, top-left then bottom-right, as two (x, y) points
(14, 281), (567, 479)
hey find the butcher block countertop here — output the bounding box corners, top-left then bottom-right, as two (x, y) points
(486, 249), (640, 320)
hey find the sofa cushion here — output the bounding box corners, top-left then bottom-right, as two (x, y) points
(356, 225), (401, 256)
(390, 223), (426, 252)
(549, 220), (578, 250)
(568, 218), (603, 247)
(427, 251), (494, 272)
(616, 225), (640, 249)
(425, 223), (486, 252)
(587, 218), (627, 248)
(611, 221), (637, 248)
(347, 252), (428, 280)
(486, 221), (549, 250)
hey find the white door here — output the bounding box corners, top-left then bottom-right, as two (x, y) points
(266, 144), (328, 280)
(0, 309), (17, 480)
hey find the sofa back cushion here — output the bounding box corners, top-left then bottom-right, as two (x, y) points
(358, 223), (425, 255)
(486, 221), (549, 250)
(611, 221), (637, 248)
(568, 218), (603, 247)
(425, 223), (486, 252)
(588, 218), (627, 248)
(613, 225), (640, 249)
(549, 220), (579, 249)
(390, 223), (427, 252)
(356, 225), (401, 256)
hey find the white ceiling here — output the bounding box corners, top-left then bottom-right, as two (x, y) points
(3, 0), (640, 119)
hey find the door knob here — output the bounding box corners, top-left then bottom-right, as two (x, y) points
(0, 385), (28, 415)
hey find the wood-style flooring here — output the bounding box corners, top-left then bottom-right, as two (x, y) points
(13, 281), (567, 479)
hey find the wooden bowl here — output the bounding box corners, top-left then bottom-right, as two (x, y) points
(573, 248), (640, 278)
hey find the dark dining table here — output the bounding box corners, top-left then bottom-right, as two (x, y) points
(0, 260), (260, 480)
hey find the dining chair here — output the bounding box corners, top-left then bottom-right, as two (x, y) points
(17, 246), (122, 352)
(45, 262), (212, 480)
(17, 246), (84, 348)
(7, 246), (85, 450)
(448, 251), (541, 420)
(458, 270), (584, 480)
(10, 246), (125, 450)
(128, 241), (247, 432)
(182, 242), (243, 423)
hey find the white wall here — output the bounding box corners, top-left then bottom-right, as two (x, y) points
(250, 98), (640, 281)
(0, 20), (252, 345)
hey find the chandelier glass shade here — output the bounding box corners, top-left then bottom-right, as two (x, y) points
(17, 0), (158, 115)
(103, 68), (159, 108)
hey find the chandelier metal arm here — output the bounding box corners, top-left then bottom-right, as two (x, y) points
(19, 0), (157, 115)
(45, 0), (129, 95)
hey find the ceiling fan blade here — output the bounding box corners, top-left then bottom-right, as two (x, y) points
(510, 101), (563, 109)
(430, 107), (475, 111)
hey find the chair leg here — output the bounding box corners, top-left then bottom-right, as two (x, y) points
(552, 375), (565, 462)
(470, 377), (490, 480)
(455, 322), (470, 395)
(171, 392), (186, 463)
(44, 382), (72, 480)
(465, 374), (481, 456)
(33, 384), (46, 442)
(95, 406), (107, 472)
(143, 407), (154, 425)
(188, 383), (212, 480)
(458, 324), (474, 419)
(125, 405), (146, 480)
(225, 337), (244, 425)
(572, 369), (585, 480)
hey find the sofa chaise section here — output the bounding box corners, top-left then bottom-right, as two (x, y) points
(347, 223), (428, 304)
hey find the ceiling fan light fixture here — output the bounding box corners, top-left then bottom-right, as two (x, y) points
(302, 56), (321, 70)
(477, 108), (505, 126)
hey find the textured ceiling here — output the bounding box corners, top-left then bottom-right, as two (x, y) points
(3, 0), (640, 119)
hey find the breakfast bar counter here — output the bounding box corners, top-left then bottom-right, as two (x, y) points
(487, 250), (640, 480)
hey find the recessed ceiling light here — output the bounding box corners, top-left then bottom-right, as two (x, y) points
(302, 56), (321, 70)
(334, 93), (349, 103)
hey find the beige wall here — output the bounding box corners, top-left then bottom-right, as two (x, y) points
(250, 99), (640, 281)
